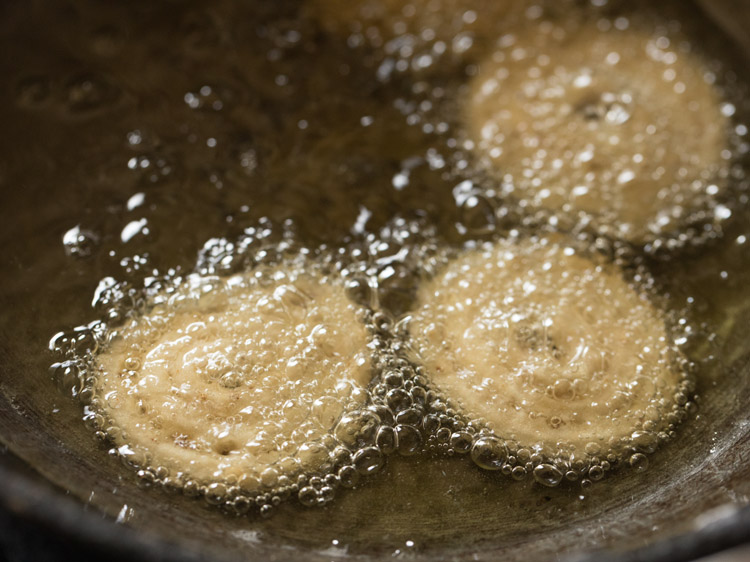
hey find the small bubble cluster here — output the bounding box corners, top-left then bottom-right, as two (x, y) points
(62, 225), (100, 259)
(307, 0), (559, 83)
(126, 147), (180, 189)
(184, 84), (235, 112)
(337, 216), (447, 317)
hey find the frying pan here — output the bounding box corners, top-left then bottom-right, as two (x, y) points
(0, 0), (749, 560)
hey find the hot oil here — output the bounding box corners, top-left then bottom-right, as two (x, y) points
(0, 0), (749, 559)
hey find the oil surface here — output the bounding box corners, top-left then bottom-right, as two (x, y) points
(1, 0), (750, 560)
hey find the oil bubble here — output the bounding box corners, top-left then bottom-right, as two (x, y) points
(588, 466), (605, 481)
(50, 360), (84, 397)
(49, 326), (100, 356)
(386, 388), (412, 412)
(533, 464), (564, 488)
(62, 225), (99, 258)
(629, 453), (649, 472)
(184, 83), (234, 112)
(338, 465), (360, 488)
(395, 407), (422, 426)
(459, 194), (496, 234)
(205, 482), (228, 505)
(127, 152), (179, 188)
(511, 466), (527, 480)
(352, 447), (384, 475)
(450, 431), (473, 454)
(298, 486), (318, 507)
(334, 410), (380, 448)
(375, 426), (398, 454)
(395, 424), (422, 456)
(470, 436), (507, 471)
(631, 430), (658, 454)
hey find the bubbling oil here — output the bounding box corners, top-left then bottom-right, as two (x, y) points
(51, 230), (384, 515)
(50, 221), (695, 520)
(29, 0), (747, 540)
(464, 16), (744, 248)
(95, 268), (374, 501)
(403, 234), (694, 487)
(329, 0), (750, 254)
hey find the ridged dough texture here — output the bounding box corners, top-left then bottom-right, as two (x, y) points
(409, 238), (684, 453)
(466, 19), (731, 243)
(95, 270), (372, 485)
